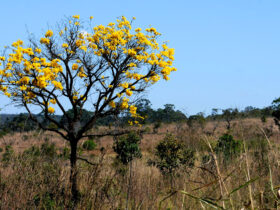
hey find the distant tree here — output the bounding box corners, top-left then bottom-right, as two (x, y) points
(260, 106), (273, 123)
(60, 108), (93, 128)
(134, 98), (153, 123)
(272, 98), (280, 129)
(5, 113), (38, 132)
(222, 108), (239, 130)
(187, 112), (206, 129)
(153, 104), (186, 123)
(211, 108), (219, 117)
(209, 108), (220, 135)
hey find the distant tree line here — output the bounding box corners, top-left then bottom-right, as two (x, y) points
(0, 99), (186, 133)
(0, 98), (278, 134)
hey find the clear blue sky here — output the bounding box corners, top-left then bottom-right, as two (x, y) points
(0, 0), (279, 115)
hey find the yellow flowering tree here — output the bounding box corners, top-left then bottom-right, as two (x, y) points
(0, 15), (176, 201)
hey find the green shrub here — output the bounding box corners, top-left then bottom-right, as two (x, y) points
(33, 192), (55, 209)
(113, 132), (142, 165)
(82, 139), (96, 151)
(0, 130), (8, 138)
(149, 134), (195, 175)
(214, 134), (243, 161)
(23, 146), (41, 157)
(40, 142), (57, 158)
(143, 126), (151, 133)
(2, 145), (14, 162)
(61, 147), (70, 159)
(153, 121), (162, 133)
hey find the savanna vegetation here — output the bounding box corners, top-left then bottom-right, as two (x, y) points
(0, 15), (280, 209)
(1, 100), (280, 209)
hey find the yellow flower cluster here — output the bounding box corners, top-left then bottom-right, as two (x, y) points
(129, 105), (137, 116)
(48, 107), (55, 113)
(73, 15), (80, 19)
(40, 38), (50, 45)
(62, 43), (68, 48)
(120, 97), (129, 109)
(0, 39), (64, 103)
(45, 30), (53, 37)
(52, 81), (63, 90)
(72, 63), (79, 70)
(125, 89), (133, 96)
(109, 100), (116, 108)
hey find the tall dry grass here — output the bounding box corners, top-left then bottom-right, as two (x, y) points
(0, 118), (280, 209)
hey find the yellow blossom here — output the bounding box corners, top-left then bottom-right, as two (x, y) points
(45, 30), (53, 37)
(52, 81), (63, 90)
(109, 100), (116, 108)
(129, 105), (137, 115)
(75, 40), (83, 47)
(50, 99), (56, 104)
(80, 46), (87, 52)
(59, 30), (64, 36)
(48, 107), (55, 113)
(72, 63), (79, 70)
(73, 15), (80, 19)
(40, 38), (50, 45)
(120, 97), (129, 109)
(35, 48), (41, 54)
(126, 89), (133, 96)
(4, 92), (11, 97)
(62, 43), (69, 48)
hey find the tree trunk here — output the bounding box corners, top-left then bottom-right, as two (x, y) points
(70, 139), (79, 204)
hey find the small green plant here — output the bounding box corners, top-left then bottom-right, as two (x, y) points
(261, 115), (267, 123)
(48, 122), (58, 129)
(2, 145), (14, 162)
(0, 130), (8, 138)
(82, 139), (96, 151)
(33, 192), (55, 209)
(61, 147), (70, 159)
(113, 132), (142, 209)
(143, 126), (151, 133)
(153, 121), (162, 133)
(40, 142), (57, 158)
(214, 134), (243, 161)
(113, 132), (142, 165)
(23, 146), (41, 157)
(148, 134), (195, 188)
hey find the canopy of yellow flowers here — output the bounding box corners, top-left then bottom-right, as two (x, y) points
(0, 15), (176, 125)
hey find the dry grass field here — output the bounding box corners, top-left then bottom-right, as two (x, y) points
(1, 117), (280, 209)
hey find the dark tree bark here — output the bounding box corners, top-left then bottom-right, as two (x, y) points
(70, 139), (79, 204)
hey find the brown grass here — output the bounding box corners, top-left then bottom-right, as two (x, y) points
(0, 117), (280, 209)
